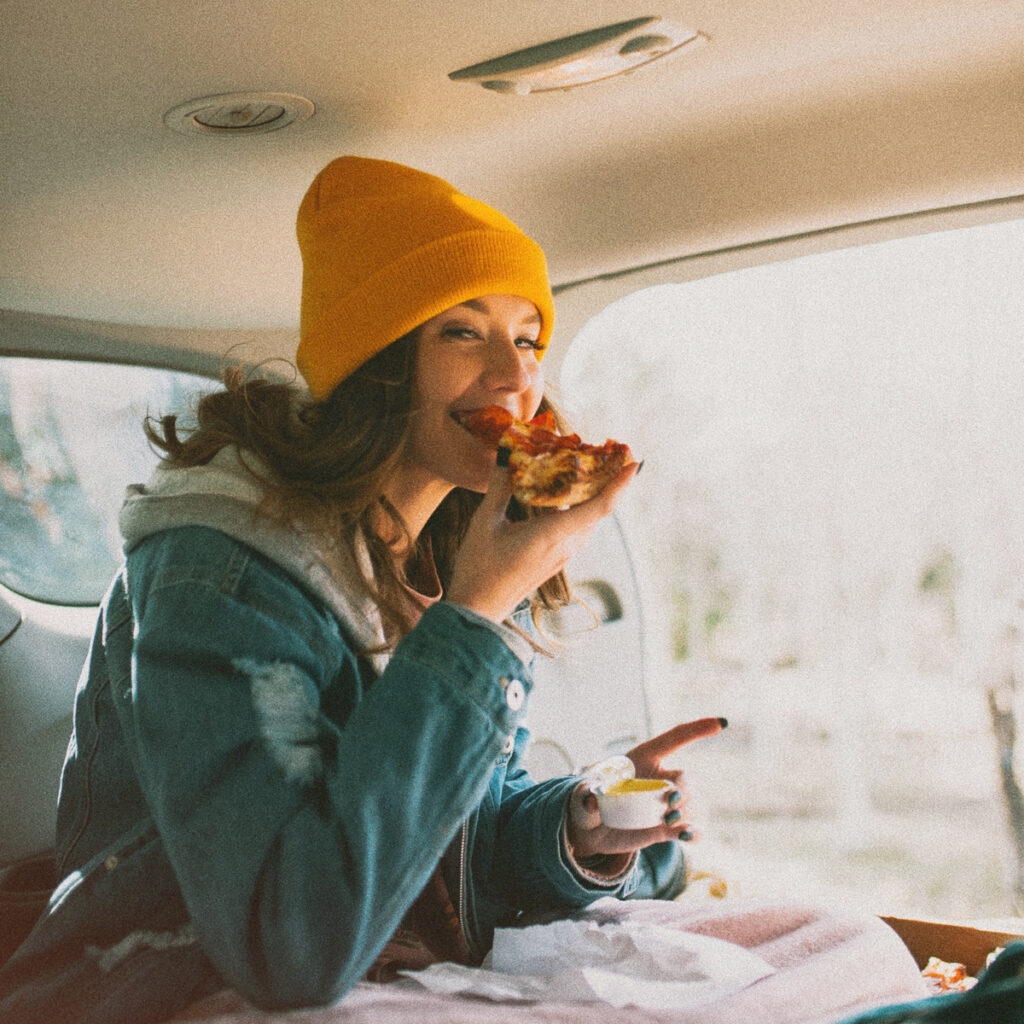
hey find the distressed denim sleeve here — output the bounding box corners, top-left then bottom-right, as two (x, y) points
(123, 529), (531, 1009)
(487, 743), (684, 916)
(488, 760), (641, 915)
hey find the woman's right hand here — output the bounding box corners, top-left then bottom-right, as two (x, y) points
(446, 461), (638, 623)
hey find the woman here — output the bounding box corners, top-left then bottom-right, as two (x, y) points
(0, 157), (703, 1023)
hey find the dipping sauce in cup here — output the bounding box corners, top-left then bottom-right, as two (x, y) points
(587, 719), (727, 831)
(595, 774), (672, 829)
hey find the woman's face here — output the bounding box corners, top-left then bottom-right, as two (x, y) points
(401, 293), (545, 498)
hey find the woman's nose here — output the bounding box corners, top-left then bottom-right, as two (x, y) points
(483, 338), (535, 392)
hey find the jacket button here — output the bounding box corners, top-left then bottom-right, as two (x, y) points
(504, 678), (525, 711)
(502, 734), (515, 755)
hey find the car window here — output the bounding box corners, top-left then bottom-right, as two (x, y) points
(561, 216), (1024, 919)
(0, 358), (211, 605)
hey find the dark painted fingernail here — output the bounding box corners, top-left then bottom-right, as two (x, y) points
(717, 717), (728, 728)
(678, 830), (695, 842)
(664, 809), (682, 826)
(635, 460), (645, 475)
(667, 791), (682, 809)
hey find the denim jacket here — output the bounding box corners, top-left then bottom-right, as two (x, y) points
(0, 448), (681, 1023)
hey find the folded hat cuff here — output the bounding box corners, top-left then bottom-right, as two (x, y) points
(298, 229), (554, 402)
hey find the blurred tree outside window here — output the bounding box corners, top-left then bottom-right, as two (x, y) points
(0, 359), (210, 604)
(561, 217), (1024, 922)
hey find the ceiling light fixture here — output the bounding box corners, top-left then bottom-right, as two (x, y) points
(163, 92), (315, 136)
(449, 16), (705, 95)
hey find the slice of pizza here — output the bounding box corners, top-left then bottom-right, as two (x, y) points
(455, 405), (635, 508)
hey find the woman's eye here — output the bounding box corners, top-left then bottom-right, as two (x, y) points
(439, 325), (539, 349)
(443, 326), (479, 340)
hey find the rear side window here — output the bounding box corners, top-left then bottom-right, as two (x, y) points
(561, 216), (1024, 921)
(0, 358), (211, 605)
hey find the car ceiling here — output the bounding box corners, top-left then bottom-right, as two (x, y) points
(2, 1), (1023, 358)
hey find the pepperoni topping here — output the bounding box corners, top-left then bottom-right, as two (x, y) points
(455, 404), (632, 465)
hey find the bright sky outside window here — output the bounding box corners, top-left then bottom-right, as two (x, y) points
(0, 359), (212, 605)
(562, 217), (1024, 920)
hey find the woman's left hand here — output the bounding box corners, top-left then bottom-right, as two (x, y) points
(565, 717), (726, 866)
(446, 461), (638, 625)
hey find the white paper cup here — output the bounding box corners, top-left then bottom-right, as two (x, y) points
(595, 778), (672, 829)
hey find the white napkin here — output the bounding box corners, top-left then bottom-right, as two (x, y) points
(400, 905), (774, 1010)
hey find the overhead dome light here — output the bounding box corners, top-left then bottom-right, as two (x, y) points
(164, 92), (315, 136)
(449, 16), (705, 95)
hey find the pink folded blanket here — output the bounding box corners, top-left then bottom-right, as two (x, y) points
(172, 897), (929, 1024)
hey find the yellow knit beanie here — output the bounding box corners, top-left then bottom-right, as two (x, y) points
(295, 156), (554, 402)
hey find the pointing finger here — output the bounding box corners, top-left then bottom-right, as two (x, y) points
(629, 717), (728, 768)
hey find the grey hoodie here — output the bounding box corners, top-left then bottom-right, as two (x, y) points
(118, 445), (531, 668)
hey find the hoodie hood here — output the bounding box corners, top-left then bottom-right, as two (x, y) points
(119, 446), (385, 659)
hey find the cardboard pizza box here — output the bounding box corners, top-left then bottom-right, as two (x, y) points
(881, 915), (1024, 975)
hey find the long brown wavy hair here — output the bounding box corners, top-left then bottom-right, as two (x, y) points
(145, 335), (572, 650)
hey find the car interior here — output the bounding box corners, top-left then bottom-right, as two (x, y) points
(3, 0), (1024, 1018)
